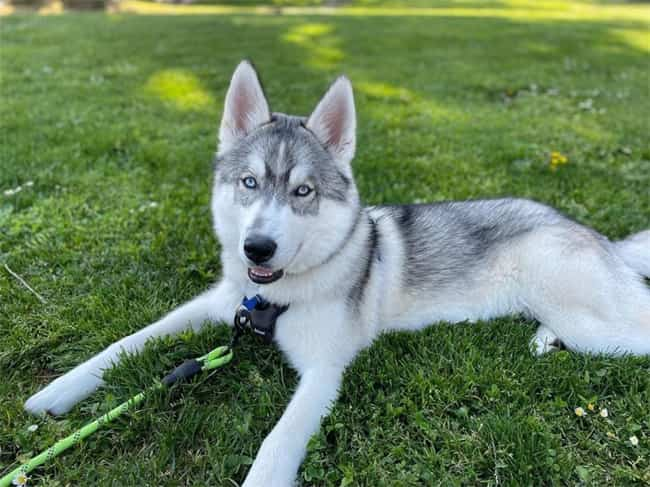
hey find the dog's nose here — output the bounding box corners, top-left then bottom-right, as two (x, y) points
(244, 235), (277, 264)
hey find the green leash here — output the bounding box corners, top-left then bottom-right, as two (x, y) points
(0, 345), (233, 487)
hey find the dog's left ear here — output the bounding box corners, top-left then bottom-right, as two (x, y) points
(218, 60), (271, 155)
(306, 76), (356, 166)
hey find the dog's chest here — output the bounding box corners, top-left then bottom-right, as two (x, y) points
(272, 300), (368, 372)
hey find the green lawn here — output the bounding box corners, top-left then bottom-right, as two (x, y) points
(1, 2), (649, 485)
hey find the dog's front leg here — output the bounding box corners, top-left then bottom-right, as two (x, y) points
(243, 365), (343, 487)
(25, 279), (241, 416)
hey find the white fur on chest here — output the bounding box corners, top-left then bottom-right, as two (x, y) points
(273, 300), (371, 373)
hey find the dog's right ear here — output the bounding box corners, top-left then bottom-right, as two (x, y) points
(218, 61), (271, 155)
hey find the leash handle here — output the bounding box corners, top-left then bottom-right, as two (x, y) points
(0, 388), (153, 487)
(3, 306), (246, 485)
(0, 344), (234, 487)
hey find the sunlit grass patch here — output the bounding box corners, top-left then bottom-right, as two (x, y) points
(109, 0), (650, 23)
(283, 22), (344, 69)
(356, 81), (414, 101)
(144, 69), (214, 111)
(610, 28), (650, 53)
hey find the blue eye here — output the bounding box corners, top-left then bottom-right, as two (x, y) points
(242, 176), (257, 189)
(295, 185), (312, 197)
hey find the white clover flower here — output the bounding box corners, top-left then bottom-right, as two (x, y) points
(629, 435), (639, 446)
(3, 186), (22, 197)
(12, 473), (29, 486)
(27, 424), (38, 433)
(599, 408), (608, 418)
(574, 407), (585, 417)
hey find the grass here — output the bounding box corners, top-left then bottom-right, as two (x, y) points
(1, 1), (649, 485)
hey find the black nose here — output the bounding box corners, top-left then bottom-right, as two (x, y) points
(244, 235), (277, 264)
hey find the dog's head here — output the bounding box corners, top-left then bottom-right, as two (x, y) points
(212, 61), (360, 285)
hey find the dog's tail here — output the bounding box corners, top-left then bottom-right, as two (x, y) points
(616, 229), (650, 277)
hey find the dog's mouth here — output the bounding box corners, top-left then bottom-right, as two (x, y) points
(248, 266), (284, 284)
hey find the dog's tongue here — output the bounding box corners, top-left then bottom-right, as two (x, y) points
(250, 266), (273, 277)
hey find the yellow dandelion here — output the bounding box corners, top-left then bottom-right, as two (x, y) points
(550, 151), (569, 171)
(629, 435), (639, 446)
(600, 408), (608, 418)
(587, 403), (595, 411)
(574, 406), (586, 417)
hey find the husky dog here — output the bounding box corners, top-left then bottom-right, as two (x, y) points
(26, 61), (650, 486)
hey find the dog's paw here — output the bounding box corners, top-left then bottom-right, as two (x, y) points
(530, 326), (563, 356)
(530, 337), (559, 356)
(243, 434), (299, 487)
(25, 369), (103, 416)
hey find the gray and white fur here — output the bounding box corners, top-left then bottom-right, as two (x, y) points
(25, 61), (650, 486)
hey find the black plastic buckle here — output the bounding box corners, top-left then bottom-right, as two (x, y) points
(234, 296), (288, 344)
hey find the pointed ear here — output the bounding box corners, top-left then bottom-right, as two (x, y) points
(218, 60), (271, 155)
(306, 76), (356, 165)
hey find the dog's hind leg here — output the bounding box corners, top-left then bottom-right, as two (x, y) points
(521, 228), (650, 356)
(533, 307), (650, 356)
(25, 279), (242, 416)
(616, 229), (650, 277)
